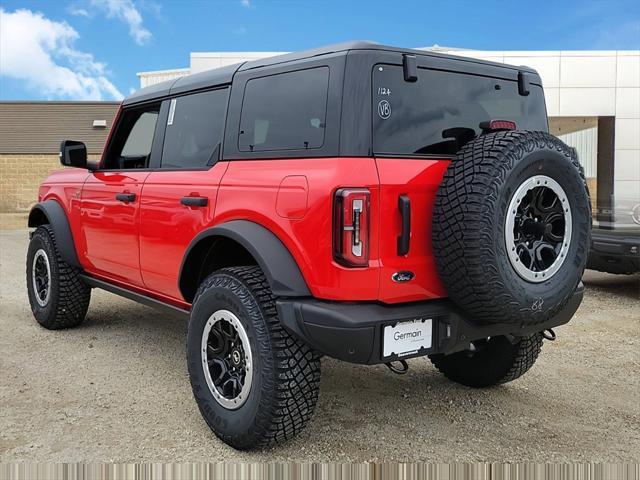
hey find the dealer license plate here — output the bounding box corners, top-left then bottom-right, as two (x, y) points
(383, 318), (432, 358)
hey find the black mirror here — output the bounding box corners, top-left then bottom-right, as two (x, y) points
(60, 140), (88, 168)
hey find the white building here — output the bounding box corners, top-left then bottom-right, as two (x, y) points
(138, 47), (640, 228)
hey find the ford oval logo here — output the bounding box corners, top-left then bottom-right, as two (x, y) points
(392, 271), (415, 283)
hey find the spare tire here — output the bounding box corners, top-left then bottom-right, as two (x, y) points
(432, 130), (590, 327)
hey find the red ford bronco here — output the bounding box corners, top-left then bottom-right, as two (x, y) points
(26, 42), (590, 449)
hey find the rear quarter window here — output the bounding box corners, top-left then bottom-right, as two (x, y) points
(238, 67), (329, 152)
(373, 65), (547, 156)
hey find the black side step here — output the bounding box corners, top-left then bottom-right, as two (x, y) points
(80, 274), (190, 319)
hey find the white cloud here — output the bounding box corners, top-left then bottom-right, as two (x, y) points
(0, 8), (123, 100)
(69, 6), (91, 17)
(90, 0), (151, 45)
(240, 0), (251, 7)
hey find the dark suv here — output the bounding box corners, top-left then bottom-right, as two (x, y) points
(26, 42), (591, 449)
(588, 199), (640, 274)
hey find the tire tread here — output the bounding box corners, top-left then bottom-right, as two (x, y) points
(191, 266), (320, 449)
(429, 334), (543, 387)
(27, 225), (90, 329)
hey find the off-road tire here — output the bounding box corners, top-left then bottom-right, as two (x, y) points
(429, 334), (543, 388)
(187, 266), (321, 450)
(432, 131), (591, 327)
(26, 225), (91, 329)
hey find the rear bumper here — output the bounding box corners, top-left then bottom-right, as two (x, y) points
(277, 284), (584, 365)
(587, 231), (640, 274)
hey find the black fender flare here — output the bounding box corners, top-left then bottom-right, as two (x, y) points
(179, 220), (311, 301)
(28, 200), (81, 268)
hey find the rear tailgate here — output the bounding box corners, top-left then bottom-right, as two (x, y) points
(371, 60), (547, 304)
(376, 157), (449, 303)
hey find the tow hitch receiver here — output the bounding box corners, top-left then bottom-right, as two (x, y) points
(541, 329), (556, 341)
(385, 359), (409, 375)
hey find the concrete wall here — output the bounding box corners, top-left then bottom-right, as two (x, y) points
(0, 154), (60, 213)
(0, 154), (100, 213)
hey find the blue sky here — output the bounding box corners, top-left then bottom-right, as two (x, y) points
(1, 0), (639, 101)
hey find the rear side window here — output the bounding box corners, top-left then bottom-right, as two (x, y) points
(161, 88), (228, 169)
(373, 65), (547, 156)
(239, 67), (329, 152)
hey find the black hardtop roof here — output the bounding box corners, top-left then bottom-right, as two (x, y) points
(124, 41), (538, 105)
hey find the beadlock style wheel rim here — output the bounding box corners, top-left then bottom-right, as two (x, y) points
(201, 310), (253, 410)
(32, 249), (51, 307)
(505, 175), (572, 283)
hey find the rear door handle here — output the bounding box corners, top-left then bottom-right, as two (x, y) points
(115, 193), (136, 203)
(180, 196), (208, 207)
(397, 194), (411, 256)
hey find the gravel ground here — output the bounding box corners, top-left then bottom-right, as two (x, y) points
(1, 229), (638, 463)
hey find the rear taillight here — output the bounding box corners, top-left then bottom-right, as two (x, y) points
(333, 188), (370, 267)
(480, 120), (517, 132)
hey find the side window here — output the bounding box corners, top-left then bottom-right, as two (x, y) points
(103, 104), (159, 169)
(239, 67), (329, 152)
(121, 113), (157, 157)
(161, 88), (228, 169)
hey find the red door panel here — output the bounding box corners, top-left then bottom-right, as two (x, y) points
(375, 157), (449, 303)
(138, 164), (228, 299)
(80, 171), (150, 286)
